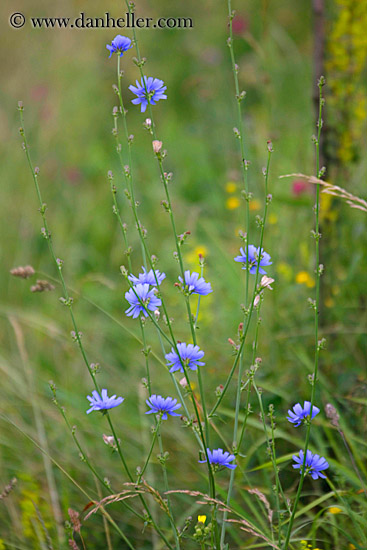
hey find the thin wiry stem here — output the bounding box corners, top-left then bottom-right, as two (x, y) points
(156, 425), (181, 549)
(209, 146), (273, 420)
(227, 0), (250, 307)
(220, 143), (275, 544)
(282, 78), (325, 550)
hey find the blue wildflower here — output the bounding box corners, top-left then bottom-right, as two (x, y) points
(129, 76), (167, 113)
(199, 448), (237, 470)
(128, 267), (166, 286)
(287, 401), (320, 427)
(106, 35), (132, 58)
(178, 270), (212, 296)
(292, 450), (329, 480)
(125, 283), (162, 319)
(146, 395), (182, 420)
(234, 245), (272, 275)
(165, 342), (205, 373)
(86, 389), (124, 414)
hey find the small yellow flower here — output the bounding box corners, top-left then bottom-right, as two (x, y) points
(268, 213), (278, 225)
(249, 199), (261, 211)
(198, 515), (206, 524)
(226, 197), (240, 210)
(328, 506), (342, 514)
(295, 271), (315, 288)
(325, 297), (335, 308)
(225, 181), (237, 193)
(349, 544), (356, 550)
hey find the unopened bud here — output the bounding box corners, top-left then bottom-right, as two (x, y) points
(152, 140), (163, 154)
(260, 275), (274, 290)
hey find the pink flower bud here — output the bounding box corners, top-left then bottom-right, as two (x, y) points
(152, 140), (163, 153)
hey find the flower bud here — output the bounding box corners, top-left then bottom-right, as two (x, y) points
(152, 140), (163, 153)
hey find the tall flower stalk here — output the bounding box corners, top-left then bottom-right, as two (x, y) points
(221, 146), (273, 546)
(282, 77), (325, 549)
(119, 3), (219, 542)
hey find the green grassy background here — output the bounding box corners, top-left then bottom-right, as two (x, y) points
(1, 0), (366, 548)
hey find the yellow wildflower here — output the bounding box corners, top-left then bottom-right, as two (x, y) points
(325, 297), (335, 308)
(295, 271), (315, 288)
(198, 515), (206, 524)
(226, 197), (240, 210)
(225, 182), (237, 193)
(268, 213), (278, 224)
(328, 506), (342, 514)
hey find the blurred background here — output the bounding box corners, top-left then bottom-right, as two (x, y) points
(1, 0), (366, 547)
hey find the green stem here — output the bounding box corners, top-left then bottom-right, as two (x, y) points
(138, 416), (162, 483)
(209, 148), (272, 420)
(157, 425), (181, 549)
(282, 78), (325, 550)
(226, 0), (250, 308)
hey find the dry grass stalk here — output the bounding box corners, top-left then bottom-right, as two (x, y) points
(225, 518), (280, 549)
(0, 478), (17, 500)
(84, 480), (172, 521)
(247, 487), (273, 525)
(279, 173), (367, 213)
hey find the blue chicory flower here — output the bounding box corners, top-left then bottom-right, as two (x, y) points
(145, 395), (182, 420)
(292, 450), (329, 480)
(128, 267), (166, 286)
(165, 342), (205, 373)
(86, 389), (124, 414)
(287, 401), (320, 427)
(199, 448), (237, 470)
(178, 270), (212, 296)
(106, 35), (132, 58)
(129, 76), (167, 113)
(125, 283), (162, 319)
(234, 245), (272, 275)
